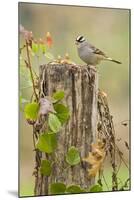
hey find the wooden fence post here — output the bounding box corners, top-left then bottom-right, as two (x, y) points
(34, 63), (98, 195)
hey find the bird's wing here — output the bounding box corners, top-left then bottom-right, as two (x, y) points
(89, 43), (107, 58)
(86, 42), (121, 64)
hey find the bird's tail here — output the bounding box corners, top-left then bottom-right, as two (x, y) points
(106, 57), (122, 64)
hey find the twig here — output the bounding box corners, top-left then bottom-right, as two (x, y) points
(98, 90), (118, 190)
(32, 126), (36, 148)
(116, 146), (129, 169)
(120, 178), (130, 190)
(25, 40), (38, 101)
(19, 44), (26, 54)
(116, 155), (122, 175)
(30, 92), (34, 102)
(102, 173), (110, 191)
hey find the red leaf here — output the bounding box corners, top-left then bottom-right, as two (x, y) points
(46, 32), (53, 47)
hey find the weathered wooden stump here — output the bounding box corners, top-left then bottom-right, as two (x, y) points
(35, 63), (98, 195)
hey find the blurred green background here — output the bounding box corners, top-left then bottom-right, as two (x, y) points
(19, 3), (130, 196)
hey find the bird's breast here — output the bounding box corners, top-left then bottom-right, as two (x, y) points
(78, 47), (99, 65)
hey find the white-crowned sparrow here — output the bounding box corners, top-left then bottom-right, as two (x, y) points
(75, 35), (121, 65)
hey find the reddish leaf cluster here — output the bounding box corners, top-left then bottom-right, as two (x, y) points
(20, 24), (53, 48)
(46, 32), (53, 47)
(20, 25), (33, 42)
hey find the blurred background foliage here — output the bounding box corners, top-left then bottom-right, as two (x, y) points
(19, 3), (130, 196)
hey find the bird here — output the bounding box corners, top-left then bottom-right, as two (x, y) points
(75, 35), (121, 66)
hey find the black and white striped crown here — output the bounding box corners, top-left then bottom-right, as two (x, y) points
(76, 35), (86, 43)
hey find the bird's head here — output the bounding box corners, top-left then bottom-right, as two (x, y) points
(75, 35), (86, 46)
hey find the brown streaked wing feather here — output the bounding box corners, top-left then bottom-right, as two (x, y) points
(90, 44), (107, 58)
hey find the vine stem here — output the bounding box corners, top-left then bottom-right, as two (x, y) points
(102, 173), (109, 191)
(98, 91), (118, 190)
(25, 40), (38, 101)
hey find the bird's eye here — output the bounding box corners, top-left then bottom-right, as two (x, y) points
(76, 35), (85, 43)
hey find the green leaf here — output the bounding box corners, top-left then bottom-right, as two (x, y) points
(50, 183), (66, 194)
(52, 91), (65, 102)
(66, 146), (80, 166)
(40, 160), (52, 176)
(48, 113), (61, 133)
(66, 185), (84, 194)
(36, 132), (57, 153)
(89, 185), (103, 192)
(32, 42), (39, 54)
(39, 44), (46, 54)
(54, 103), (70, 124)
(24, 102), (39, 120)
